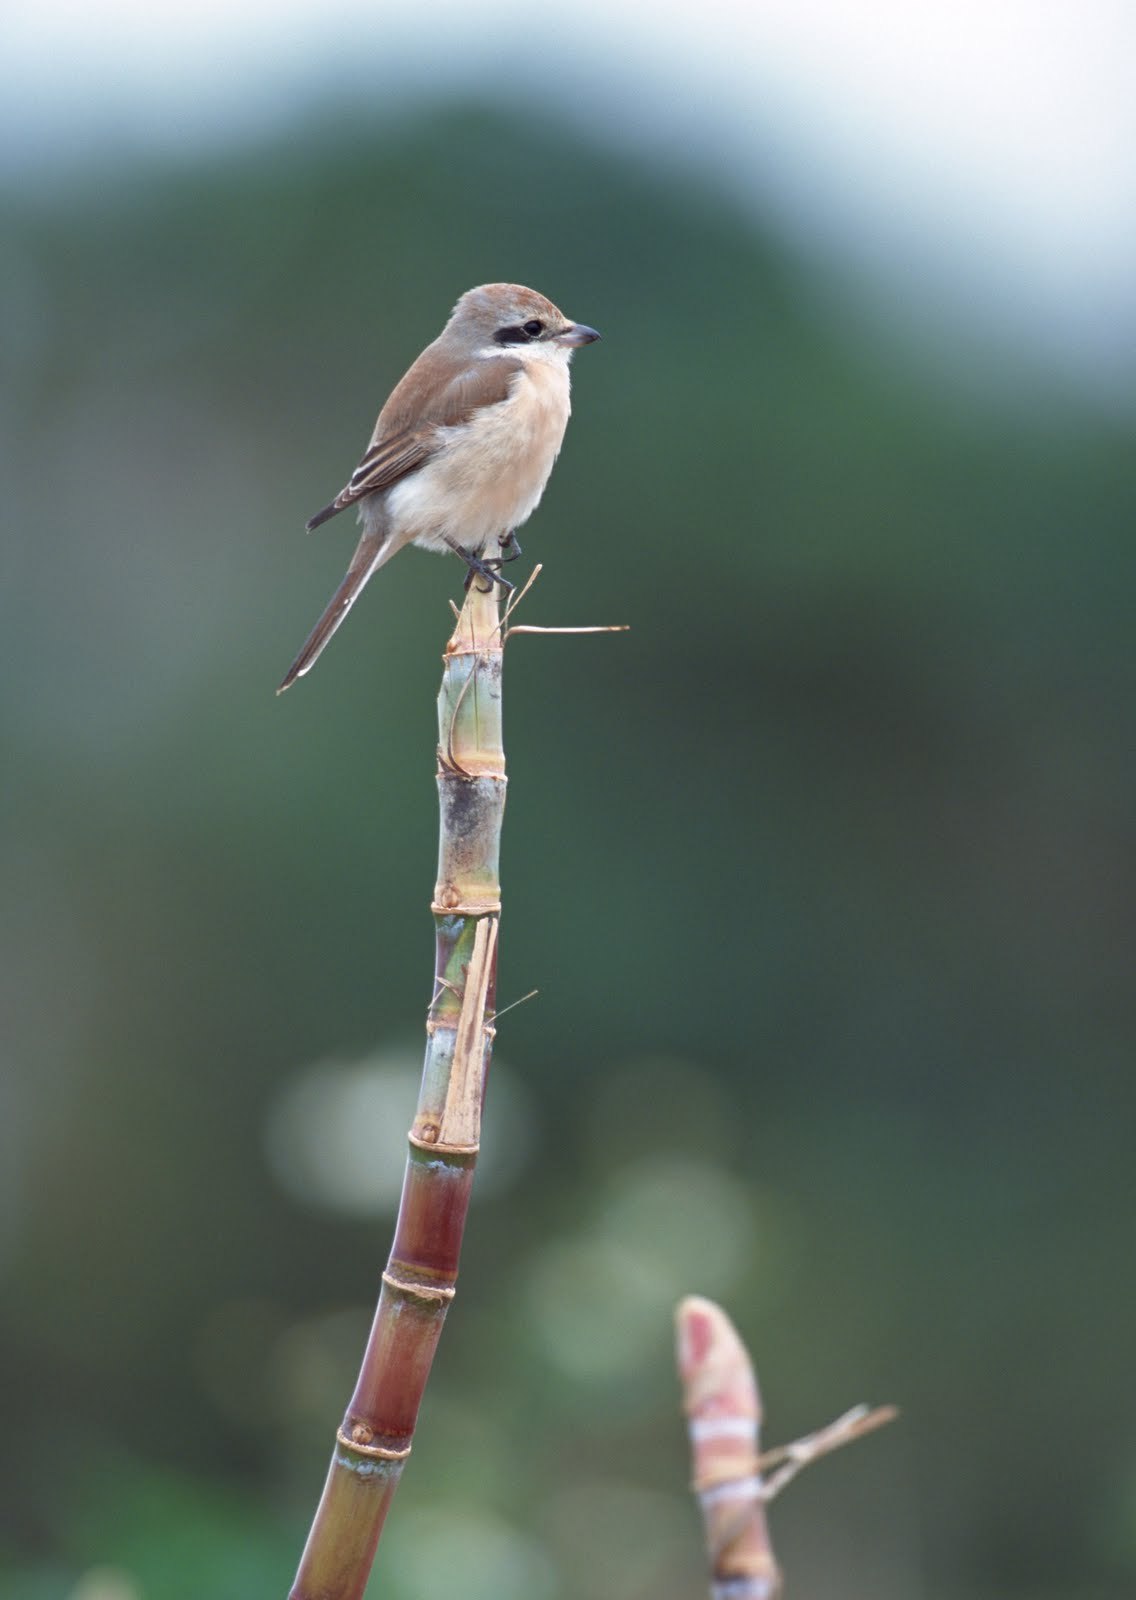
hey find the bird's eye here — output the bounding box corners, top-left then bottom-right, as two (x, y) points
(522, 319), (544, 337)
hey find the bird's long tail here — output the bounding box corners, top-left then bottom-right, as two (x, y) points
(277, 528), (396, 693)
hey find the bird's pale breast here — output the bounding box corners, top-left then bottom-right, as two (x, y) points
(385, 357), (572, 553)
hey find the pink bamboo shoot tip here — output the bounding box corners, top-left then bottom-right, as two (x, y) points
(676, 1295), (782, 1600)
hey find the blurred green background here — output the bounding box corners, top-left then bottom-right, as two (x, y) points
(2, 57), (1135, 1600)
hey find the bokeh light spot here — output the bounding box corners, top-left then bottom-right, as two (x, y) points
(598, 1156), (757, 1299)
(264, 1045), (533, 1216)
(382, 1505), (556, 1600)
(526, 1233), (671, 1382)
(526, 1157), (767, 1383)
(540, 1480), (702, 1600)
(67, 1571), (142, 1600)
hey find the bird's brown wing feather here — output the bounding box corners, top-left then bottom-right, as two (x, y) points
(305, 352), (522, 531)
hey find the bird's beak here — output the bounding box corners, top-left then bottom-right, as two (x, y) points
(555, 324), (601, 347)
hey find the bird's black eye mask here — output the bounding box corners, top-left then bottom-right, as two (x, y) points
(493, 319), (547, 345)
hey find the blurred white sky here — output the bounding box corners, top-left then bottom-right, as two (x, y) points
(5, 0), (1134, 395)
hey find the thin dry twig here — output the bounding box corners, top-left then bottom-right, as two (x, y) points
(757, 1403), (900, 1500)
(506, 624), (630, 636)
(491, 988), (540, 1022)
(499, 559), (628, 640)
(501, 561), (545, 627)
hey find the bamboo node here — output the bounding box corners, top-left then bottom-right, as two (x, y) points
(382, 1268), (457, 1303)
(710, 1554), (781, 1596)
(431, 895), (502, 915)
(711, 1581), (780, 1600)
(696, 1474), (765, 1506)
(407, 1131), (480, 1156)
(336, 1426), (412, 1462)
(692, 1458), (761, 1494)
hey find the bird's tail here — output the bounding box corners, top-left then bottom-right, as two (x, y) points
(277, 527), (396, 693)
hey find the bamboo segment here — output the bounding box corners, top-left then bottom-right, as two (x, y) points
(289, 580), (504, 1600)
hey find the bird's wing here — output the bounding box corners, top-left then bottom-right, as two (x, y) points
(305, 354), (523, 531)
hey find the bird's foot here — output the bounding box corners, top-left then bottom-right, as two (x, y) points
(496, 531), (523, 566)
(446, 538), (516, 594)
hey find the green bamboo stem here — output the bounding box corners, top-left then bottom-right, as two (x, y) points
(289, 579), (505, 1600)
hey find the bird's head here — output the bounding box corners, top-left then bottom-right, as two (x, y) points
(447, 283), (601, 356)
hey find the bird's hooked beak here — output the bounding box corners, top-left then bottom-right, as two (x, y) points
(555, 323), (601, 347)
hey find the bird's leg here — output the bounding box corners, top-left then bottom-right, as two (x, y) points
(445, 537), (516, 594)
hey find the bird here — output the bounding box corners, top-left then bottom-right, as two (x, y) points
(277, 282), (600, 692)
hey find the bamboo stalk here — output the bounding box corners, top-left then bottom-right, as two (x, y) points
(289, 578), (505, 1600)
(677, 1297), (782, 1600)
(676, 1297), (897, 1598)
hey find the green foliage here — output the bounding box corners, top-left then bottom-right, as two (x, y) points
(0, 1455), (295, 1600)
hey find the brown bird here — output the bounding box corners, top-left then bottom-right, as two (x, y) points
(278, 283), (600, 691)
